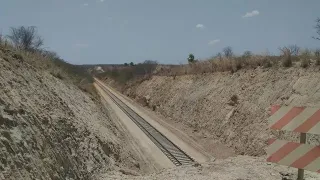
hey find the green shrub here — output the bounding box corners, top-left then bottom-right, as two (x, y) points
(188, 53), (195, 63)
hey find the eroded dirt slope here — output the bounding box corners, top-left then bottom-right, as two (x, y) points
(0, 48), (150, 179)
(114, 67), (320, 156)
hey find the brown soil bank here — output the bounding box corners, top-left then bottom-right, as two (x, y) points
(0, 47), (150, 179)
(117, 67), (320, 156)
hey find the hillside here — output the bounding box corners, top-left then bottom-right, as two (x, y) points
(0, 44), (154, 179)
(2, 42), (319, 180)
(102, 66), (320, 158)
(2, 1), (320, 179)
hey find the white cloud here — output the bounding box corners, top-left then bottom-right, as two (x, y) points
(208, 39), (220, 45)
(74, 43), (89, 48)
(196, 24), (205, 29)
(83, 3), (89, 6)
(99, 0), (105, 2)
(242, 10), (259, 18)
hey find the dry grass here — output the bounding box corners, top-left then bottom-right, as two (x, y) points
(0, 40), (94, 92)
(79, 81), (100, 100)
(300, 49), (311, 68)
(155, 55), (276, 76)
(279, 47), (292, 67)
(1, 41), (58, 71)
(154, 49), (320, 77)
(315, 49), (320, 65)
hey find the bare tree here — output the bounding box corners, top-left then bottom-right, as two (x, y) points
(278, 45), (300, 57)
(279, 46), (294, 55)
(243, 50), (252, 58)
(215, 52), (222, 60)
(7, 26), (44, 51)
(141, 60), (158, 75)
(134, 60), (158, 76)
(313, 18), (320, 40)
(223, 46), (233, 58)
(279, 47), (292, 67)
(288, 45), (300, 56)
(279, 47), (291, 55)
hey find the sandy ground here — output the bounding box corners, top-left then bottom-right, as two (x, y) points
(95, 79), (209, 164)
(99, 156), (320, 180)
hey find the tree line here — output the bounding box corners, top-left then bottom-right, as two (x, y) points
(187, 18), (320, 65)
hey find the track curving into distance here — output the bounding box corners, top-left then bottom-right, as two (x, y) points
(96, 80), (195, 166)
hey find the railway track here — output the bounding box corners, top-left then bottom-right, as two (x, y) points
(96, 80), (195, 166)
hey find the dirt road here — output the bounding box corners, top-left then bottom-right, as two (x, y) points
(94, 79), (209, 167)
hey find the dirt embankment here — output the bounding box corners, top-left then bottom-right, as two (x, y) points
(0, 47), (150, 179)
(109, 67), (320, 157)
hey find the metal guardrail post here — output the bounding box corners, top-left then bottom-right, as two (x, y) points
(297, 133), (306, 180)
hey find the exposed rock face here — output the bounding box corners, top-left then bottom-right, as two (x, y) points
(119, 67), (320, 156)
(0, 48), (143, 179)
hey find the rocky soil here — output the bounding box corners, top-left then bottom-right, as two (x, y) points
(4, 44), (319, 180)
(112, 67), (320, 157)
(0, 47), (150, 179)
(99, 156), (320, 180)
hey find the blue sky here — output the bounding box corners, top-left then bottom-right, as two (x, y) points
(0, 0), (319, 64)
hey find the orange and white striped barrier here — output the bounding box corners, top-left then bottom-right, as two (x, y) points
(267, 139), (320, 173)
(267, 105), (320, 179)
(269, 105), (320, 135)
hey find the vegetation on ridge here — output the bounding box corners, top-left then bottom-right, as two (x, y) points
(0, 26), (95, 96)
